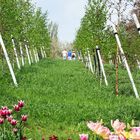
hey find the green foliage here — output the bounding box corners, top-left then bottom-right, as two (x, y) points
(0, 0), (51, 59)
(0, 59), (140, 139)
(74, 0), (107, 52)
(74, 0), (140, 65)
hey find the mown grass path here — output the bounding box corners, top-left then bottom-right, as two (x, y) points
(0, 59), (140, 139)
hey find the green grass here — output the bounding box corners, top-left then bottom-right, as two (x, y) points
(0, 59), (140, 139)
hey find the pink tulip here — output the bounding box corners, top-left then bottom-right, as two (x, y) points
(111, 119), (126, 133)
(5, 109), (12, 116)
(14, 105), (20, 112)
(109, 134), (126, 140)
(130, 127), (140, 139)
(7, 116), (13, 122)
(21, 115), (27, 122)
(10, 119), (17, 126)
(0, 110), (7, 116)
(1, 106), (8, 110)
(87, 121), (110, 139)
(79, 134), (88, 140)
(18, 100), (24, 108)
(97, 126), (110, 139)
(0, 107), (12, 117)
(109, 135), (119, 140)
(87, 121), (102, 132)
(13, 128), (18, 134)
(0, 118), (4, 124)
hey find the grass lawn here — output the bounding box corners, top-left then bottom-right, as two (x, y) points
(0, 59), (140, 139)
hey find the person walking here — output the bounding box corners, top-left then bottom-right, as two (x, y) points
(67, 50), (72, 60)
(62, 49), (67, 60)
(72, 51), (76, 60)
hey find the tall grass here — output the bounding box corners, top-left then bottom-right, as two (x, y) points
(0, 59), (140, 139)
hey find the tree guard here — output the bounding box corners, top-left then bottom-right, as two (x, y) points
(87, 48), (94, 74)
(11, 37), (21, 70)
(25, 44), (31, 65)
(96, 46), (108, 86)
(132, 13), (140, 35)
(29, 49), (34, 63)
(0, 34), (18, 86)
(19, 42), (25, 66)
(113, 25), (139, 99)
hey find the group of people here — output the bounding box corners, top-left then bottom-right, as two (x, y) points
(62, 49), (76, 60)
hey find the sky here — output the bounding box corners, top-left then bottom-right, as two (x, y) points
(32, 0), (87, 43)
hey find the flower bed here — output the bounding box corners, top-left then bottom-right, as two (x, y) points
(81, 119), (140, 140)
(0, 101), (140, 140)
(0, 100), (27, 139)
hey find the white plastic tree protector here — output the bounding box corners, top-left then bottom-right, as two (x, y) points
(36, 48), (39, 62)
(0, 34), (18, 86)
(113, 25), (139, 98)
(29, 49), (34, 63)
(79, 51), (83, 62)
(137, 59), (140, 69)
(133, 1), (140, 69)
(41, 47), (44, 58)
(12, 38), (21, 69)
(19, 42), (25, 66)
(43, 47), (47, 58)
(25, 44), (31, 65)
(33, 49), (37, 63)
(132, 13), (140, 35)
(87, 48), (94, 74)
(96, 46), (108, 86)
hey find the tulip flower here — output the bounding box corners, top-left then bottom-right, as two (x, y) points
(14, 105), (20, 112)
(79, 134), (88, 140)
(7, 116), (13, 122)
(111, 119), (126, 134)
(10, 119), (17, 126)
(108, 134), (127, 140)
(21, 115), (27, 122)
(109, 135), (119, 140)
(96, 126), (110, 139)
(1, 106), (8, 110)
(130, 127), (140, 139)
(18, 100), (24, 108)
(5, 109), (12, 116)
(87, 121), (102, 132)
(49, 135), (58, 140)
(0, 110), (7, 117)
(13, 128), (18, 134)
